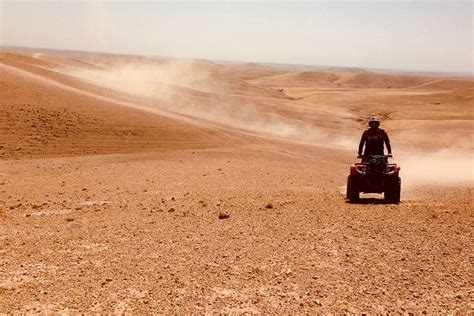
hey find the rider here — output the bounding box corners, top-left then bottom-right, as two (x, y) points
(358, 116), (392, 159)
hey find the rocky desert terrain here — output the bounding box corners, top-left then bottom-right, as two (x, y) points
(0, 48), (472, 313)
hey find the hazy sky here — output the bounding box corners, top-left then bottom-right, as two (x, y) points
(1, 1), (472, 73)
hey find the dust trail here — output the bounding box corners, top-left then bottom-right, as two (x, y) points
(55, 60), (355, 149)
(0, 63), (211, 128)
(1, 62), (353, 149)
(61, 61), (209, 99)
(397, 149), (473, 187)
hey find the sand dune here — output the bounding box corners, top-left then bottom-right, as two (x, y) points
(250, 71), (341, 88)
(0, 54), (222, 160)
(334, 72), (437, 89)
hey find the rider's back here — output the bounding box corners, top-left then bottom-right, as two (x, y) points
(360, 127), (389, 156)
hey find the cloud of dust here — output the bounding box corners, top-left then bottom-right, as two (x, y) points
(46, 60), (474, 187)
(56, 60), (354, 149)
(397, 149), (474, 187)
(63, 60), (209, 99)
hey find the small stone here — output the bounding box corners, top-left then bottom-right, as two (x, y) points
(218, 212), (230, 219)
(168, 208), (175, 212)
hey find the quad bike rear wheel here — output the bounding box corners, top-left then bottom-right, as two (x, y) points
(346, 175), (360, 202)
(384, 177), (401, 204)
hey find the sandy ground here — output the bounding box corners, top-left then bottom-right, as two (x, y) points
(0, 49), (473, 313)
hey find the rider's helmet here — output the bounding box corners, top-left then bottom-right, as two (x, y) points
(368, 116), (380, 127)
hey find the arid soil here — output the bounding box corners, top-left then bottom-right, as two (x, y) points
(0, 49), (472, 313)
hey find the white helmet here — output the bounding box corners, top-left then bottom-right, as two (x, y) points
(368, 116), (380, 125)
(369, 116), (380, 123)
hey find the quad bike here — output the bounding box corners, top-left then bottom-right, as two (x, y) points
(346, 155), (401, 203)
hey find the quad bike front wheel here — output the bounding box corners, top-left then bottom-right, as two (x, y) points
(384, 177), (401, 204)
(346, 175), (360, 202)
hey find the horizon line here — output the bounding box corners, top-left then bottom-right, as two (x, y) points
(1, 44), (472, 78)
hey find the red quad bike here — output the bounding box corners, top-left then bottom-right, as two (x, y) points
(346, 155), (401, 203)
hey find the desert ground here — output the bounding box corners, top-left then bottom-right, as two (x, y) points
(0, 48), (472, 313)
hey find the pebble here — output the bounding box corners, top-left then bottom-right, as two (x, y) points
(218, 212), (230, 219)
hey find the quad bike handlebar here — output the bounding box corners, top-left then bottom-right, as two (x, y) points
(357, 154), (393, 159)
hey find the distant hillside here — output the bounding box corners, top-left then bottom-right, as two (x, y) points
(335, 73), (435, 89)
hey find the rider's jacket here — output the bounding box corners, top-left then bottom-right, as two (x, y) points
(358, 127), (392, 156)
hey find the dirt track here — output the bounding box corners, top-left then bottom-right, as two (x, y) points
(0, 49), (472, 313)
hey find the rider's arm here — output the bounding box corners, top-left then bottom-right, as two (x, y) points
(358, 131), (367, 156)
(384, 132), (392, 154)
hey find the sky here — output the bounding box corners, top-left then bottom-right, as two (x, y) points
(1, 1), (472, 74)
